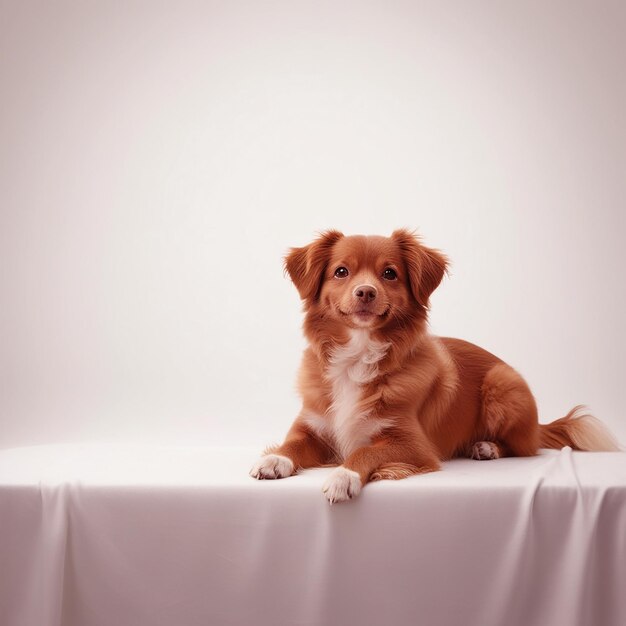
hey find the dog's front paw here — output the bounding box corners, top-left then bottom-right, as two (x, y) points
(322, 467), (362, 504)
(249, 454), (295, 479)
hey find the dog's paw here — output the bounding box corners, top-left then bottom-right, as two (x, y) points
(249, 454), (295, 479)
(471, 441), (501, 460)
(322, 467), (362, 504)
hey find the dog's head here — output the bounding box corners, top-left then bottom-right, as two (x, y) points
(284, 229), (448, 331)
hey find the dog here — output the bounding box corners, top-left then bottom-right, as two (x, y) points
(250, 229), (619, 503)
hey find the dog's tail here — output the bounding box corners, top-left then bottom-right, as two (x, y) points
(539, 405), (620, 451)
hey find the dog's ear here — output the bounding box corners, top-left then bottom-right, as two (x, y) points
(392, 229), (449, 309)
(284, 230), (344, 301)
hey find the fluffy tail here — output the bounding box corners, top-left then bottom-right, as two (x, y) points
(539, 405), (620, 451)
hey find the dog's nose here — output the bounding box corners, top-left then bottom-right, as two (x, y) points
(353, 284), (377, 303)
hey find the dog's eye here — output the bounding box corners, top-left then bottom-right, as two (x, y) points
(382, 268), (397, 281)
(334, 267), (349, 278)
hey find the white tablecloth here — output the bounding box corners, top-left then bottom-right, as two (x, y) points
(1, 444), (625, 626)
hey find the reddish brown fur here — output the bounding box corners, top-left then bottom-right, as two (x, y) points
(253, 230), (619, 495)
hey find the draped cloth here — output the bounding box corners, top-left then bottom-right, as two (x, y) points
(1, 444), (625, 626)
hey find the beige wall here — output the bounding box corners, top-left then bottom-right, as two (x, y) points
(1, 0), (624, 448)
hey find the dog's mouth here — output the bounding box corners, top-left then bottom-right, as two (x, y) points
(336, 305), (391, 322)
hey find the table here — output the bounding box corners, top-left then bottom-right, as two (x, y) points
(1, 444), (625, 626)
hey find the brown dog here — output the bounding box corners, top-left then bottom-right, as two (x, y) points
(250, 230), (618, 503)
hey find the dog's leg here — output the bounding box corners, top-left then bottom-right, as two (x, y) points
(250, 421), (334, 480)
(478, 362), (540, 458)
(322, 432), (440, 503)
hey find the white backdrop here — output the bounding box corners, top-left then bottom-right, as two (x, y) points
(1, 0), (625, 450)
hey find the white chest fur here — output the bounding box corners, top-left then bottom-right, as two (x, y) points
(306, 329), (391, 459)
